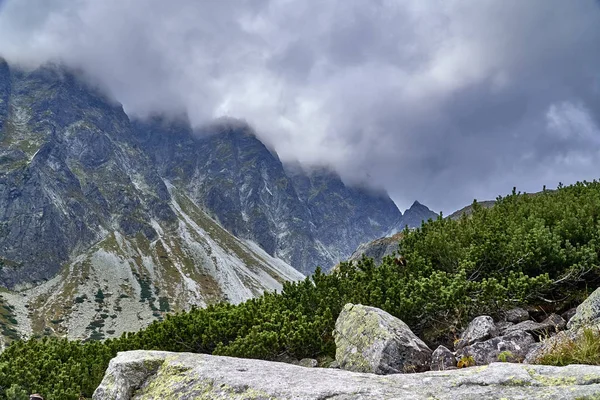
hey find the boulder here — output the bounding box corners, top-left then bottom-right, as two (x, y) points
(505, 307), (529, 323)
(456, 331), (535, 365)
(505, 314), (566, 339)
(455, 316), (498, 350)
(430, 345), (456, 371)
(334, 303), (432, 374)
(94, 350), (600, 399)
(568, 287), (600, 330)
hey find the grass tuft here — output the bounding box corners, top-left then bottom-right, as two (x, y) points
(538, 328), (600, 366)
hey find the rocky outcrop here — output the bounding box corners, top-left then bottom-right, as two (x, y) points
(94, 350), (600, 399)
(0, 60), (402, 343)
(334, 303), (431, 374)
(567, 287), (600, 330)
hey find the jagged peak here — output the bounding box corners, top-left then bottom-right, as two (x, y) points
(408, 200), (428, 210)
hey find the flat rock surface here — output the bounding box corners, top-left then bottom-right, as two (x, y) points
(94, 350), (600, 399)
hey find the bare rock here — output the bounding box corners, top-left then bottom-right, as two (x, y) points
(94, 350), (600, 399)
(430, 345), (456, 371)
(298, 358), (318, 368)
(456, 331), (535, 365)
(505, 307), (529, 323)
(334, 303), (432, 374)
(505, 314), (566, 339)
(495, 321), (515, 335)
(568, 287), (600, 330)
(455, 316), (498, 350)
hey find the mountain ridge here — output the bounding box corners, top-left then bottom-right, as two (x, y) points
(0, 61), (401, 342)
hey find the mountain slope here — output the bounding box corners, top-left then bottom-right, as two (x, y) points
(0, 61), (302, 343)
(350, 201), (439, 264)
(133, 117), (402, 274)
(0, 61), (400, 343)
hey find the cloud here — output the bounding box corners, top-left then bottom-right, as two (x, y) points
(0, 0), (599, 212)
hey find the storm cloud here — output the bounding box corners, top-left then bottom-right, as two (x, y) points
(0, 0), (599, 213)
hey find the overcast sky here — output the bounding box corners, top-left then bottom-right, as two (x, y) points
(0, 0), (599, 213)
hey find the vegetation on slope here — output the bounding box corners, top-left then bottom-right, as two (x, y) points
(2, 181), (600, 399)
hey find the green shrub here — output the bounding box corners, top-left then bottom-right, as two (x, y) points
(2, 180), (600, 398)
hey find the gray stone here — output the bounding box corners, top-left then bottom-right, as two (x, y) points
(457, 331), (535, 365)
(568, 287), (600, 330)
(505, 314), (566, 339)
(430, 345), (456, 371)
(94, 350), (600, 399)
(542, 313), (567, 331)
(298, 358), (318, 368)
(455, 316), (498, 350)
(334, 303), (432, 374)
(505, 307), (530, 323)
(496, 321), (515, 335)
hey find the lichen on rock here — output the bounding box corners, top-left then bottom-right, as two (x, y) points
(333, 303), (432, 374)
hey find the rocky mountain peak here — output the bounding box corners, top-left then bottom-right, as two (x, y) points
(400, 200), (438, 229)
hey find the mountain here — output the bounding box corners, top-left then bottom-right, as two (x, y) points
(349, 201), (439, 264)
(348, 232), (404, 265)
(0, 60), (400, 343)
(0, 61), (304, 344)
(397, 201), (438, 230)
(132, 116), (402, 275)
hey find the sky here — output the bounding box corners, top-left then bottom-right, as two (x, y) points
(0, 1), (599, 213)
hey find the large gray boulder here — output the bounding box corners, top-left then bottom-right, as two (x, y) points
(455, 316), (498, 350)
(94, 350), (600, 399)
(456, 331), (535, 365)
(568, 287), (600, 330)
(334, 303), (432, 374)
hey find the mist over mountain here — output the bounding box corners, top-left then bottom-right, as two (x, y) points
(0, 60), (401, 341)
(0, 0), (599, 212)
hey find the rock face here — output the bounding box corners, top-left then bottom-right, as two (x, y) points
(134, 117), (402, 276)
(396, 201), (438, 231)
(457, 331), (535, 365)
(334, 303), (431, 374)
(94, 350), (600, 400)
(455, 316), (499, 350)
(567, 286), (600, 330)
